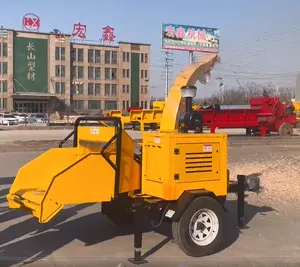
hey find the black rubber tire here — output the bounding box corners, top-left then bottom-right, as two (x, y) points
(278, 123), (293, 136)
(251, 128), (261, 136)
(172, 196), (225, 257)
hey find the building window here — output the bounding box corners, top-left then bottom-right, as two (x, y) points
(111, 51), (118, 64)
(95, 50), (101, 63)
(95, 67), (101, 80)
(123, 52), (130, 62)
(88, 83), (94, 95)
(3, 98), (7, 109)
(2, 43), (7, 57)
(126, 85), (129, 93)
(88, 100), (101, 110)
(111, 68), (117, 80)
(72, 100), (84, 110)
(105, 100), (117, 110)
(145, 54), (148, 63)
(71, 49), (76, 61)
(105, 68), (111, 80)
(122, 101), (126, 110)
(126, 69), (129, 78)
(122, 85), (126, 93)
(145, 70), (148, 79)
(1, 80), (7, 92)
(55, 82), (60, 93)
(105, 51), (111, 64)
(61, 82), (65, 94)
(71, 66), (77, 78)
(55, 47), (59, 60)
(141, 70), (144, 79)
(55, 47), (65, 61)
(1, 62), (8, 75)
(73, 83), (84, 95)
(55, 65), (65, 77)
(88, 49), (94, 63)
(88, 67), (94, 80)
(105, 84), (110, 95)
(77, 48), (84, 62)
(95, 83), (101, 95)
(144, 85), (148, 94)
(78, 66), (84, 79)
(112, 84), (117, 95)
(55, 82), (65, 94)
(141, 54), (144, 63)
(141, 85), (144, 94)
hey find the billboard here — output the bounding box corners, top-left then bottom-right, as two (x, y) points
(13, 37), (48, 93)
(162, 23), (219, 53)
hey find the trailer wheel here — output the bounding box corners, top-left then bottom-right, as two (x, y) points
(278, 123), (293, 136)
(172, 196), (225, 257)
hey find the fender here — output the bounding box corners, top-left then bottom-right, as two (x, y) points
(165, 190), (227, 222)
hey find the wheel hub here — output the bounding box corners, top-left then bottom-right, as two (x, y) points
(189, 209), (219, 246)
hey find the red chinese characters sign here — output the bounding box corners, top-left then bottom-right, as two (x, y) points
(72, 23), (87, 39)
(22, 13), (40, 32)
(102, 26), (115, 44)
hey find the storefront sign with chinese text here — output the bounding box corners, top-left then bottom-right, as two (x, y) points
(13, 37), (48, 93)
(102, 26), (115, 44)
(72, 23), (86, 39)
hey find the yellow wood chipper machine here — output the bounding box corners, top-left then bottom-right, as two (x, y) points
(6, 54), (260, 265)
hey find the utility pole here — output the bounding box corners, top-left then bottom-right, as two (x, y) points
(162, 50), (173, 101)
(151, 85), (157, 100)
(217, 76), (224, 104)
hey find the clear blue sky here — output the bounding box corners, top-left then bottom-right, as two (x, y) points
(1, 0), (300, 98)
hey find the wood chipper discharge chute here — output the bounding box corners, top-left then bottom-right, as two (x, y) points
(7, 117), (141, 223)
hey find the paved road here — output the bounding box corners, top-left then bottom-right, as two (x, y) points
(1, 150), (300, 267)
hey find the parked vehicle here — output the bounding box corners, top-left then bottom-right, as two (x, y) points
(0, 113), (19, 125)
(11, 113), (28, 123)
(27, 113), (48, 124)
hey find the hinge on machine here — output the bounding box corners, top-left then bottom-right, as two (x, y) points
(174, 148), (180, 154)
(174, 173), (179, 180)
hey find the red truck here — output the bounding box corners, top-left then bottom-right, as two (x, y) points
(197, 97), (296, 137)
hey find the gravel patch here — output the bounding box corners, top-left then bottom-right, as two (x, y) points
(229, 146), (300, 210)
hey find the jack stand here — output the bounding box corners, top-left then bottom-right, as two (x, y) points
(128, 208), (148, 265)
(237, 175), (248, 229)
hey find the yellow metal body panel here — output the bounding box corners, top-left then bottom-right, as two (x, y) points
(160, 54), (218, 132)
(130, 109), (163, 130)
(110, 109), (164, 131)
(141, 132), (228, 200)
(7, 124), (140, 223)
(76, 126), (140, 193)
(293, 101), (300, 111)
(153, 101), (165, 110)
